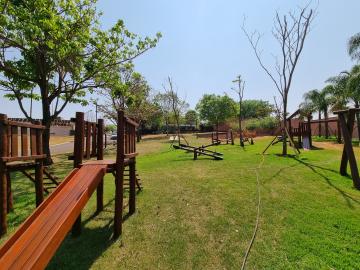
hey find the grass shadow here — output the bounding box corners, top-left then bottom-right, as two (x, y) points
(292, 157), (360, 209)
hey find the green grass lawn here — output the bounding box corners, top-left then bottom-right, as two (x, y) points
(1, 136), (360, 269)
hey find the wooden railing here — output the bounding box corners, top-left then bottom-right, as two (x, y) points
(0, 114), (46, 162)
(0, 114), (46, 235)
(70, 112), (104, 167)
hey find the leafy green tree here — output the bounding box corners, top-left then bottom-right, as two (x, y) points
(154, 92), (172, 135)
(0, 0), (160, 163)
(241, 100), (274, 119)
(162, 77), (189, 142)
(348, 33), (360, 61)
(303, 88), (332, 138)
(196, 94), (236, 130)
(185, 110), (198, 126)
(97, 65), (159, 141)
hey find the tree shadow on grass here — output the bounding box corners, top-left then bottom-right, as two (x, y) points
(48, 197), (136, 270)
(48, 219), (115, 270)
(291, 157), (360, 209)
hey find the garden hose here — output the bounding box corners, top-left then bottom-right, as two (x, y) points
(241, 154), (265, 270)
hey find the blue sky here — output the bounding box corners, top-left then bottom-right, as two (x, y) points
(1, 0), (359, 120)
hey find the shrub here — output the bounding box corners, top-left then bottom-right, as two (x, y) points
(245, 117), (277, 130)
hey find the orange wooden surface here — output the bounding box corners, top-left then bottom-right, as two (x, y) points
(0, 164), (107, 269)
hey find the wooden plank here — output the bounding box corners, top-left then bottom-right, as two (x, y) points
(85, 122), (91, 159)
(6, 121), (45, 130)
(96, 119), (104, 213)
(129, 162), (136, 214)
(0, 155), (47, 162)
(91, 123), (97, 157)
(21, 127), (28, 156)
(0, 114), (8, 235)
(30, 129), (37, 156)
(11, 126), (18, 157)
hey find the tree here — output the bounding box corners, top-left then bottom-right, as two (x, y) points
(154, 92), (172, 135)
(303, 88), (331, 138)
(327, 65), (360, 140)
(241, 100), (274, 119)
(242, 5), (315, 155)
(0, 0), (161, 163)
(162, 77), (188, 143)
(348, 33), (360, 61)
(196, 94), (236, 131)
(232, 75), (245, 146)
(97, 65), (159, 141)
(185, 110), (198, 126)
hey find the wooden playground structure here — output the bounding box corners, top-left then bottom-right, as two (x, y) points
(334, 108), (360, 189)
(0, 110), (140, 269)
(211, 130), (234, 145)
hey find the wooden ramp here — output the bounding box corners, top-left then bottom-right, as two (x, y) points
(0, 164), (107, 270)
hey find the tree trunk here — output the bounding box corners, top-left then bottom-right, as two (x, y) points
(324, 109), (329, 139)
(318, 111), (322, 137)
(39, 75), (53, 165)
(282, 99), (287, 156)
(41, 100), (53, 165)
(355, 101), (360, 143)
(239, 100), (244, 147)
(137, 126), (141, 143)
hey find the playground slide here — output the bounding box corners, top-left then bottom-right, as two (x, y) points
(0, 164), (107, 270)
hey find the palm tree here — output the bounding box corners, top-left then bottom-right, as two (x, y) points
(327, 65), (360, 140)
(348, 33), (360, 61)
(303, 88), (332, 138)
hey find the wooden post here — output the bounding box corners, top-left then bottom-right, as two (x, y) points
(230, 130), (234, 145)
(91, 123), (97, 157)
(0, 114), (8, 236)
(307, 115), (312, 148)
(6, 171), (12, 212)
(193, 148), (198, 160)
(337, 119), (342, 144)
(72, 112), (84, 236)
(129, 161), (136, 215)
(85, 121), (91, 159)
(338, 111), (360, 189)
(96, 118), (104, 213)
(114, 110), (125, 238)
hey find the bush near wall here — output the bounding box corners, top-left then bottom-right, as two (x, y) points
(245, 117), (277, 131)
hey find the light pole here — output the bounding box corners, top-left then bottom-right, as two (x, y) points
(232, 75), (245, 147)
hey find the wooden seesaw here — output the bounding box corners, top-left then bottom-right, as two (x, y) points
(173, 143), (223, 160)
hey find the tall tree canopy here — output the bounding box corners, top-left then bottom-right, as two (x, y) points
(185, 110), (198, 126)
(348, 33), (360, 61)
(303, 88), (332, 137)
(0, 0), (161, 162)
(196, 94), (236, 128)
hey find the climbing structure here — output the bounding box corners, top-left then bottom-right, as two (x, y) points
(0, 110), (139, 269)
